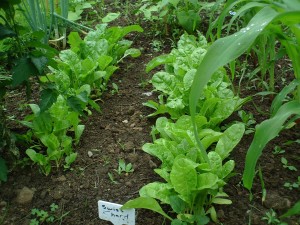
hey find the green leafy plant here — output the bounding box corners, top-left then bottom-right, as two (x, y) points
(145, 33), (244, 122)
(281, 157), (297, 171)
(114, 159), (134, 175)
(21, 96), (83, 175)
(238, 110), (256, 134)
(123, 115), (245, 224)
(272, 145), (285, 155)
(262, 209), (287, 225)
(187, 1), (300, 192)
(284, 176), (300, 190)
(108, 172), (119, 184)
(30, 203), (69, 224)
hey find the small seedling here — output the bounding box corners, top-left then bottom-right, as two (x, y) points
(272, 146), (285, 155)
(261, 209), (280, 224)
(30, 203), (61, 224)
(281, 157), (297, 171)
(111, 83), (119, 95)
(284, 176), (300, 190)
(114, 159), (134, 175)
(108, 172), (119, 184)
(238, 110), (256, 134)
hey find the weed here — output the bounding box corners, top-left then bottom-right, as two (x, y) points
(281, 157), (297, 171)
(272, 146), (285, 155)
(108, 172), (118, 184)
(29, 203), (68, 224)
(284, 176), (300, 190)
(261, 209), (287, 225)
(114, 159), (134, 175)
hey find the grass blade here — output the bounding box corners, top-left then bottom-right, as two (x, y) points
(242, 101), (300, 190)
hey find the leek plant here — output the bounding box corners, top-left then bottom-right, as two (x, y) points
(189, 0), (300, 192)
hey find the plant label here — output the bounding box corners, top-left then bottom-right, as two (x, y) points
(98, 200), (135, 225)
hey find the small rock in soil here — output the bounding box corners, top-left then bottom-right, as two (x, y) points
(16, 187), (35, 204)
(51, 189), (64, 200)
(88, 151), (93, 157)
(264, 191), (291, 210)
(57, 175), (67, 182)
(127, 153), (138, 163)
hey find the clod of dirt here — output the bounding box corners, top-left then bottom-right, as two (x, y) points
(51, 188), (64, 200)
(264, 191), (291, 210)
(57, 175), (67, 182)
(124, 141), (135, 152)
(127, 153), (138, 163)
(16, 187), (35, 204)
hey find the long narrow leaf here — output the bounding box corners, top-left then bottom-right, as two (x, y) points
(189, 7), (278, 163)
(242, 101), (300, 190)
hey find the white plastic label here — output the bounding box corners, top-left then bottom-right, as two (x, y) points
(98, 200), (135, 225)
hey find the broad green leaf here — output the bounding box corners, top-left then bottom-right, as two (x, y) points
(169, 195), (187, 214)
(123, 48), (141, 58)
(98, 55), (113, 70)
(30, 56), (48, 74)
(189, 7), (278, 163)
(243, 101), (300, 190)
(102, 12), (120, 23)
(212, 198), (232, 205)
(222, 160), (235, 179)
(197, 173), (218, 190)
(12, 57), (38, 86)
(32, 112), (53, 136)
(146, 55), (175, 73)
(74, 125), (85, 144)
(208, 152), (222, 177)
(140, 182), (173, 204)
(215, 123), (245, 160)
(154, 168), (170, 183)
(170, 157), (198, 204)
(0, 24), (16, 39)
(39, 89), (58, 112)
(68, 32), (82, 51)
(0, 157), (7, 182)
(122, 197), (172, 221)
(40, 133), (59, 151)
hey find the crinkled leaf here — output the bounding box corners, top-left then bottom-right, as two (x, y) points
(215, 123), (245, 160)
(170, 157), (198, 204)
(197, 173), (218, 190)
(140, 182), (173, 204)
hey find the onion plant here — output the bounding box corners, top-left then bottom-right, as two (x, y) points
(189, 0), (300, 192)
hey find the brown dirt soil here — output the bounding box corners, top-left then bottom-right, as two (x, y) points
(1, 2), (300, 225)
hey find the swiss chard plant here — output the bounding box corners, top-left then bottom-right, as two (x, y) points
(20, 95), (83, 175)
(42, 23), (143, 112)
(123, 115), (245, 224)
(145, 33), (244, 125)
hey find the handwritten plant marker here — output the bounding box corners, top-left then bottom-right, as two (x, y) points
(98, 200), (135, 225)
